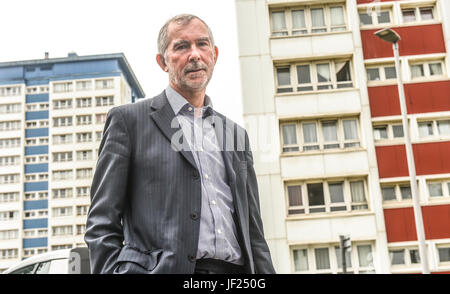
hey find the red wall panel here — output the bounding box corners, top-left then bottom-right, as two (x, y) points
(422, 205), (450, 240)
(384, 207), (417, 242)
(368, 85), (400, 117)
(376, 142), (450, 179)
(361, 25), (446, 59)
(376, 145), (409, 178)
(414, 142), (450, 176)
(384, 205), (450, 242)
(368, 81), (450, 118)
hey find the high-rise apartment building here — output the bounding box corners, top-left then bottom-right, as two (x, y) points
(0, 53), (144, 272)
(235, 0), (450, 273)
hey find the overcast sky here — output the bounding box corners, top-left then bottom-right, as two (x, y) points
(0, 0), (244, 125)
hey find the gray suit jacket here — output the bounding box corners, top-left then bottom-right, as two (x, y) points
(84, 91), (275, 274)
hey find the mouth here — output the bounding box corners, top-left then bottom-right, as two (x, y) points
(185, 67), (206, 74)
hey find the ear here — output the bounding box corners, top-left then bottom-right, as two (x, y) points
(156, 54), (168, 72)
(213, 46), (219, 64)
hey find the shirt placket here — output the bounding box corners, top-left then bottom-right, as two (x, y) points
(193, 110), (224, 260)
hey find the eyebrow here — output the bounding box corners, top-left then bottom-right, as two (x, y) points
(172, 37), (211, 48)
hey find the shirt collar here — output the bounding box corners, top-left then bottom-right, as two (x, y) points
(165, 86), (213, 116)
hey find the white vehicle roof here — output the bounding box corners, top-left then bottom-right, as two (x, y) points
(3, 249), (71, 274)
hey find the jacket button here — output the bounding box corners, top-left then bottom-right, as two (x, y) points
(192, 170), (200, 180)
(190, 212), (199, 220)
(188, 255), (196, 262)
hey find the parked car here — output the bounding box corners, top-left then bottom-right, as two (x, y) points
(2, 247), (90, 274)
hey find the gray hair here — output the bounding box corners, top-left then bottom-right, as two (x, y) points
(157, 14), (215, 59)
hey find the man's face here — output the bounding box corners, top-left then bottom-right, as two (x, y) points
(160, 19), (218, 93)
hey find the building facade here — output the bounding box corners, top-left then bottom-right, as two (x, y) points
(235, 0), (450, 273)
(0, 53), (144, 272)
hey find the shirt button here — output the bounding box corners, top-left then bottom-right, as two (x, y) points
(188, 107), (193, 111)
(211, 200), (216, 205)
(205, 174), (209, 179)
(217, 229), (222, 234)
(190, 212), (199, 220)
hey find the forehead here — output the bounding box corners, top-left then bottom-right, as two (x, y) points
(167, 18), (210, 45)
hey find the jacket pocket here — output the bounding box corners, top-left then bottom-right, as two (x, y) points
(116, 245), (163, 271)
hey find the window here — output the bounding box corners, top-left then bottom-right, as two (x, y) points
(373, 122), (404, 141)
(52, 170), (73, 181)
(381, 183), (412, 202)
(76, 205), (89, 216)
(76, 150), (92, 161)
(275, 59), (353, 94)
(76, 115), (92, 125)
(95, 113), (107, 124)
(418, 119), (450, 139)
(0, 249), (18, 259)
(0, 120), (21, 131)
(53, 116), (73, 127)
(438, 246), (450, 263)
(52, 151), (73, 162)
(52, 207), (73, 217)
(359, 8), (392, 26)
(286, 178), (368, 216)
(0, 211), (18, 221)
(366, 64), (397, 82)
(53, 99), (72, 110)
(52, 134), (72, 145)
(0, 230), (18, 240)
(0, 103), (21, 114)
(76, 97), (92, 108)
(52, 244), (72, 250)
(76, 186), (89, 197)
(281, 118), (360, 153)
(0, 138), (20, 148)
(402, 6), (435, 23)
(0, 174), (20, 184)
(96, 131), (103, 142)
(0, 192), (19, 203)
(95, 79), (114, 89)
(76, 80), (92, 91)
(389, 248), (421, 266)
(52, 188), (73, 199)
(96, 96), (114, 107)
(270, 5), (347, 37)
(52, 225), (73, 236)
(76, 132), (92, 143)
(53, 82), (73, 93)
(76, 224), (86, 235)
(410, 60), (444, 79)
(0, 156), (20, 166)
(76, 168), (92, 179)
(292, 243), (374, 274)
(0, 86), (21, 97)
(426, 179), (450, 199)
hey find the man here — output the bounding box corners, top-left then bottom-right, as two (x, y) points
(85, 14), (275, 274)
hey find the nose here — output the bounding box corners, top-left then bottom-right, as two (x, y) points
(189, 45), (201, 62)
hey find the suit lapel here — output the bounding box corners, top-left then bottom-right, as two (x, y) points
(149, 92), (197, 169)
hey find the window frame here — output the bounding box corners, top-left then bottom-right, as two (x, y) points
(285, 177), (369, 217)
(401, 5), (436, 24)
(270, 4), (348, 38)
(358, 7), (393, 27)
(409, 59), (445, 80)
(280, 117), (361, 154)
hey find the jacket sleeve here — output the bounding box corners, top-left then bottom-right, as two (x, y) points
(84, 107), (130, 274)
(244, 131), (276, 274)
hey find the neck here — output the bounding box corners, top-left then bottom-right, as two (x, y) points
(170, 83), (206, 108)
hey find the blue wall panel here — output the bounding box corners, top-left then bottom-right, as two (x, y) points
(24, 200), (48, 210)
(23, 237), (48, 248)
(26, 111), (49, 121)
(23, 219), (48, 229)
(24, 181), (48, 192)
(26, 93), (49, 103)
(25, 145), (48, 155)
(24, 163), (48, 174)
(25, 128), (49, 138)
